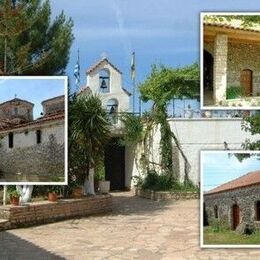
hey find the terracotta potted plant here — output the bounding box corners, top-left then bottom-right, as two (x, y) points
(72, 186), (83, 198)
(9, 190), (21, 206)
(47, 187), (60, 202)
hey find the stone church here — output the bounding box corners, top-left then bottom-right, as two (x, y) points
(204, 171), (260, 231)
(0, 95), (65, 182)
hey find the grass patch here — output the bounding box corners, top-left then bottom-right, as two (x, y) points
(204, 226), (260, 245)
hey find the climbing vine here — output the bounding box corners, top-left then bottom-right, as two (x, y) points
(123, 63), (199, 187)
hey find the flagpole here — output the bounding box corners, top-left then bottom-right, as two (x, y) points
(131, 51), (136, 113)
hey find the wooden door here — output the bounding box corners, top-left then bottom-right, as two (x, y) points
(104, 138), (125, 190)
(240, 69), (252, 96)
(232, 204), (240, 230)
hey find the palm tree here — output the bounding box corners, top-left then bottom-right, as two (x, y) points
(69, 92), (111, 194)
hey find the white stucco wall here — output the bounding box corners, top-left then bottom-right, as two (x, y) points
(0, 121), (64, 150)
(126, 118), (260, 188)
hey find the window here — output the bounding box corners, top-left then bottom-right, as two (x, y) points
(99, 69), (110, 93)
(8, 132), (13, 148)
(14, 107), (18, 115)
(256, 201), (260, 221)
(36, 130), (42, 144)
(214, 205), (218, 218)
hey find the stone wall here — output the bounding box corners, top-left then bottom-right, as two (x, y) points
(135, 188), (199, 201)
(0, 195), (112, 231)
(204, 41), (260, 96)
(0, 123), (64, 181)
(204, 184), (260, 229)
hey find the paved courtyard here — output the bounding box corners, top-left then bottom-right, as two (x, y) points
(0, 192), (260, 259)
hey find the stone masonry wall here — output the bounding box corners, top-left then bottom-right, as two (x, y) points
(204, 41), (260, 96)
(0, 133), (64, 181)
(227, 42), (260, 95)
(204, 184), (260, 229)
(0, 195), (112, 231)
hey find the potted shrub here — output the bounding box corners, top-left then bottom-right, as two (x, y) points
(9, 190), (21, 206)
(95, 161), (110, 193)
(72, 186), (83, 198)
(99, 175), (110, 194)
(47, 186), (60, 202)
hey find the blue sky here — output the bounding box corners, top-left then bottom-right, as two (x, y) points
(202, 152), (260, 192)
(50, 0), (260, 113)
(0, 78), (65, 118)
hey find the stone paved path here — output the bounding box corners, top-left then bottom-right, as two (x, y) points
(0, 192), (260, 259)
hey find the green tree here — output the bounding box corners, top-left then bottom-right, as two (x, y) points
(139, 63), (199, 184)
(69, 93), (111, 194)
(242, 114), (260, 150)
(204, 15), (260, 28)
(0, 0), (74, 75)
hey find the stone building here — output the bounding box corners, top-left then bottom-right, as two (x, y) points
(203, 18), (260, 106)
(0, 95), (65, 182)
(204, 171), (260, 231)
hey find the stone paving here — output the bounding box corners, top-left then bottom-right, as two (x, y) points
(0, 192), (260, 259)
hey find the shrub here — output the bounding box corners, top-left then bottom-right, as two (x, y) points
(226, 86), (245, 99)
(140, 170), (198, 192)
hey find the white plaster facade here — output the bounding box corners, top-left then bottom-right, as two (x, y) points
(82, 58), (131, 113)
(125, 119), (260, 188)
(0, 122), (64, 150)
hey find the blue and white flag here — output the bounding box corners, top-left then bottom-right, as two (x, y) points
(74, 50), (80, 87)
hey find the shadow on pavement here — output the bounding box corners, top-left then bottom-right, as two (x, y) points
(109, 192), (178, 216)
(0, 231), (64, 259)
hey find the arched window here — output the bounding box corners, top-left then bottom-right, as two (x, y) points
(107, 99), (118, 124)
(36, 130), (42, 144)
(214, 205), (218, 218)
(256, 201), (260, 221)
(99, 69), (110, 93)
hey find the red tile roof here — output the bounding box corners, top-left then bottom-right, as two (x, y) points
(204, 21), (260, 33)
(86, 58), (122, 74)
(0, 112), (64, 132)
(206, 170), (260, 195)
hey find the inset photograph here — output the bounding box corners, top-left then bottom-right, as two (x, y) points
(201, 151), (260, 248)
(0, 76), (67, 184)
(201, 13), (260, 109)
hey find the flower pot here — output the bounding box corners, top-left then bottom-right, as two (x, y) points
(48, 192), (58, 202)
(10, 196), (20, 206)
(72, 187), (83, 198)
(99, 181), (110, 194)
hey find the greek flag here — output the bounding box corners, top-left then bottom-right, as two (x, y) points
(131, 51), (136, 81)
(74, 50), (80, 87)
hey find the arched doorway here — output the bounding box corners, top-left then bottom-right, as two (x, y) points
(203, 50), (214, 91)
(232, 204), (240, 230)
(240, 69), (253, 96)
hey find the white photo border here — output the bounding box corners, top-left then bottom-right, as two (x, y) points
(200, 12), (260, 110)
(200, 150), (260, 248)
(0, 75), (68, 186)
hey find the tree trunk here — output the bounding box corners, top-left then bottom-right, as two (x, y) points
(16, 185), (34, 203)
(84, 168), (95, 195)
